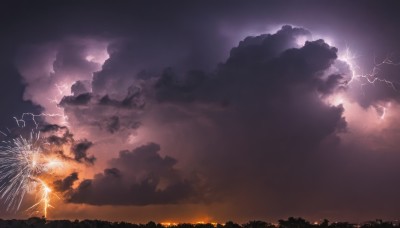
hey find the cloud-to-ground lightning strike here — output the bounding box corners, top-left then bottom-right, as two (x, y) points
(26, 178), (56, 218)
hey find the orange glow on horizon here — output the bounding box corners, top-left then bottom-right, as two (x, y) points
(161, 221), (220, 227)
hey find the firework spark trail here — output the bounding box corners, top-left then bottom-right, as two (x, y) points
(0, 131), (42, 211)
(0, 127), (65, 217)
(0, 81), (73, 216)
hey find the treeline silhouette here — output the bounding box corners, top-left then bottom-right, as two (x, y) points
(0, 217), (398, 228)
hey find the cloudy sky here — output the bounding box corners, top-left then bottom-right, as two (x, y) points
(1, 0), (400, 223)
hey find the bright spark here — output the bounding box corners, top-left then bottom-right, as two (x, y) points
(0, 131), (42, 211)
(0, 129), (65, 217)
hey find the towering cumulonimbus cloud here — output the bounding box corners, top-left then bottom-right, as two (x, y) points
(17, 24), (345, 197)
(13, 24), (400, 220)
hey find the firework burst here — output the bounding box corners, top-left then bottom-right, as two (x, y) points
(0, 128), (64, 217)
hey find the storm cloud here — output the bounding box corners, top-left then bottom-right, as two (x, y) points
(40, 124), (96, 164)
(53, 172), (79, 193)
(68, 143), (201, 205)
(50, 25), (351, 212)
(4, 0), (400, 223)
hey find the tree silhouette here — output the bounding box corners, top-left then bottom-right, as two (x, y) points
(243, 220), (275, 228)
(0, 217), (397, 228)
(177, 223), (195, 228)
(360, 220), (396, 228)
(225, 221), (242, 228)
(328, 222), (355, 228)
(319, 219), (329, 228)
(279, 217), (311, 228)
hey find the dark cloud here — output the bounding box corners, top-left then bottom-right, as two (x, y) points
(98, 85), (145, 109)
(71, 80), (90, 96)
(12, 21), (381, 221)
(152, 27), (346, 144)
(59, 85), (144, 135)
(121, 85), (146, 108)
(128, 26), (354, 219)
(103, 115), (141, 134)
(41, 124), (74, 146)
(53, 172), (79, 192)
(71, 139), (96, 164)
(51, 40), (101, 79)
(106, 116), (120, 133)
(40, 124), (68, 133)
(59, 93), (92, 106)
(348, 76), (400, 108)
(39, 124), (96, 164)
(63, 26), (348, 215)
(68, 143), (200, 205)
(155, 68), (208, 103)
(317, 74), (346, 95)
(153, 27), (342, 107)
(59, 84), (145, 109)
(226, 25), (311, 66)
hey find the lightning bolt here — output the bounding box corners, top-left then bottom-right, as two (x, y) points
(13, 113), (68, 129)
(26, 178), (59, 218)
(343, 50), (400, 91)
(337, 47), (399, 120)
(55, 83), (72, 96)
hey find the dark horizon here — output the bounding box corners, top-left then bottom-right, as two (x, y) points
(1, 217), (400, 227)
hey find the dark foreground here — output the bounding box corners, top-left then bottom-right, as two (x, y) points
(0, 217), (399, 228)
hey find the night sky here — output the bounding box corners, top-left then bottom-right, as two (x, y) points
(1, 0), (400, 223)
